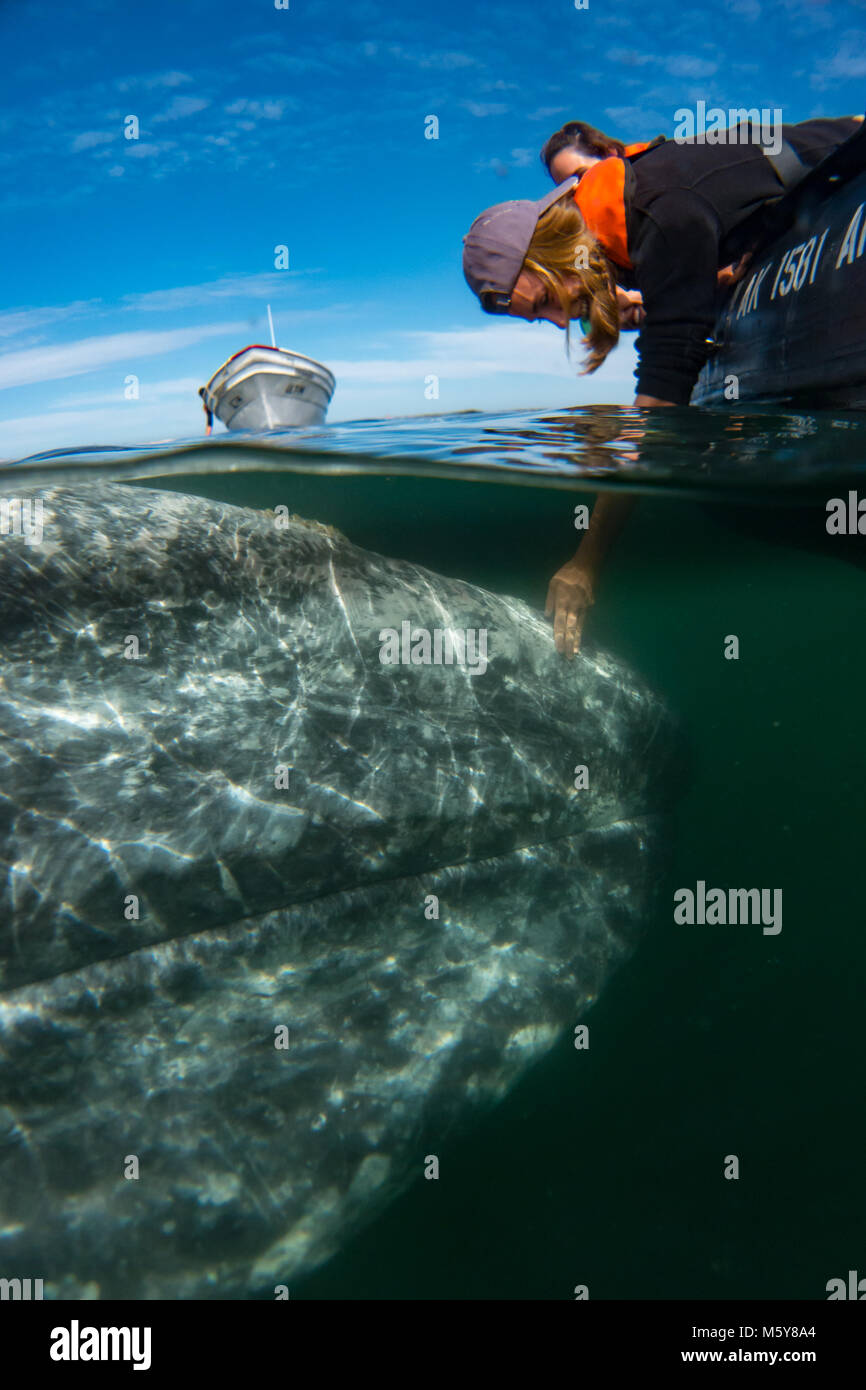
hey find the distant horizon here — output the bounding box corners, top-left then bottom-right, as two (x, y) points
(0, 0), (863, 459)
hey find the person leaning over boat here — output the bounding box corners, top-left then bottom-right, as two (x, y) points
(462, 114), (863, 657)
(540, 120), (749, 298)
(540, 120), (666, 182)
(540, 122), (665, 328)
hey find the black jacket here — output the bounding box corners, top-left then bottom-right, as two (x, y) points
(622, 117), (860, 403)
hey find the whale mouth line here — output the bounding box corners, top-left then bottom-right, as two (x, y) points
(1, 814), (651, 999)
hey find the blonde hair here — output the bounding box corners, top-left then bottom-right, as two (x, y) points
(522, 196), (619, 372)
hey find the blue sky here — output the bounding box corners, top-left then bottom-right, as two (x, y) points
(0, 0), (864, 459)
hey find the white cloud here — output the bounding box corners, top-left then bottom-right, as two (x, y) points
(608, 48), (654, 67)
(813, 35), (866, 85)
(114, 70), (193, 93)
(604, 105), (670, 131)
(0, 402), (206, 462)
(473, 158), (510, 176)
(726, 0), (761, 19)
(328, 329), (638, 422)
(0, 301), (101, 340)
(608, 47), (718, 81)
(158, 71), (195, 88)
(474, 147), (537, 175)
(224, 98), (286, 120)
(53, 377), (205, 409)
(0, 277), (339, 353)
(527, 106), (567, 122)
(375, 44), (478, 70)
(463, 101), (508, 118)
(329, 322), (636, 386)
(124, 141), (174, 159)
(0, 323), (247, 391)
(153, 96), (210, 123)
(121, 272), (321, 313)
(242, 49), (334, 77)
(71, 130), (115, 152)
(664, 55), (719, 79)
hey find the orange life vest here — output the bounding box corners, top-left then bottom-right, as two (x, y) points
(571, 139), (664, 268)
(572, 157), (633, 269)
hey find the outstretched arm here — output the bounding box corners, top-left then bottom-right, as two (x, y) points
(546, 196), (721, 656)
(546, 492), (634, 658)
(546, 395), (675, 657)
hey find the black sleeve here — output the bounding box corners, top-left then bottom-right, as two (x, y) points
(629, 190), (721, 404)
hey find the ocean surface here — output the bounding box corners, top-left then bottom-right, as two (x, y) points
(3, 403), (865, 1299)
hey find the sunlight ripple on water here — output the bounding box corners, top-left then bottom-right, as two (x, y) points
(3, 404), (866, 501)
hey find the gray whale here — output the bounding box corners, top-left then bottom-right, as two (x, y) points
(0, 483), (679, 1297)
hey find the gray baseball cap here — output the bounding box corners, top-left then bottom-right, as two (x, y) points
(462, 177), (579, 313)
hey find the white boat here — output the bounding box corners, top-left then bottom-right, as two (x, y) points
(199, 318), (336, 432)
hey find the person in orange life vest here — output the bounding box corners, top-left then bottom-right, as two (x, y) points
(540, 120), (749, 323)
(462, 115), (862, 658)
(541, 122), (665, 328)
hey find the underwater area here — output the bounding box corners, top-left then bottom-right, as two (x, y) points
(1, 403), (864, 1299)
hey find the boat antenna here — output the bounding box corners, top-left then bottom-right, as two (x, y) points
(266, 303), (276, 348)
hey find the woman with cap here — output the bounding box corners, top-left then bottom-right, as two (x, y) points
(462, 114), (863, 657)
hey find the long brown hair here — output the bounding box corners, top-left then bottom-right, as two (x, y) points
(522, 195), (619, 372)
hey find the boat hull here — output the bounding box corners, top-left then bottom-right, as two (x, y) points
(692, 169), (866, 408)
(201, 347), (336, 431)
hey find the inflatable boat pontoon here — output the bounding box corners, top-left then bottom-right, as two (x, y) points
(693, 122), (866, 408)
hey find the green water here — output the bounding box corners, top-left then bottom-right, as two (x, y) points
(140, 461), (865, 1299)
(6, 400), (865, 1299)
